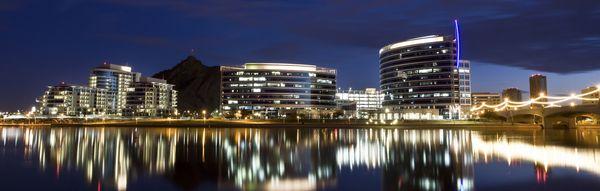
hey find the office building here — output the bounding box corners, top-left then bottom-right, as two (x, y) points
(124, 77), (178, 117)
(582, 86), (600, 105)
(501, 88), (523, 102)
(529, 74), (548, 104)
(38, 82), (108, 116)
(379, 35), (471, 119)
(221, 63), (337, 118)
(471, 92), (501, 107)
(89, 63), (141, 115)
(335, 88), (384, 118)
(335, 88), (384, 111)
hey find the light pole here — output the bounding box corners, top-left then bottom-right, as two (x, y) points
(202, 110), (206, 124)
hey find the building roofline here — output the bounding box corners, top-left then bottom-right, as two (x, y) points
(379, 35), (452, 55)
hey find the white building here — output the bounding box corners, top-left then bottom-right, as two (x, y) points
(89, 63), (141, 115)
(125, 77), (178, 117)
(38, 82), (108, 116)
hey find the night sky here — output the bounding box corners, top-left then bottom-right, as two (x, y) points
(1, 0), (600, 111)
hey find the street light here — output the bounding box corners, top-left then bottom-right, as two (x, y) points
(202, 110), (207, 124)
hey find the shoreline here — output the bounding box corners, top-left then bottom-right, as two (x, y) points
(0, 119), (541, 130)
(2, 119), (599, 130)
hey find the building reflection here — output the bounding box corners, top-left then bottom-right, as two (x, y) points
(1, 127), (600, 190)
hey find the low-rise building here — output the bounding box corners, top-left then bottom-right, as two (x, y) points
(38, 82), (108, 116)
(336, 88), (384, 111)
(335, 88), (384, 118)
(582, 86), (600, 105)
(471, 92), (501, 107)
(124, 77), (178, 117)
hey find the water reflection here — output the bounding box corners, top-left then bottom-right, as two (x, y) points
(1, 127), (600, 190)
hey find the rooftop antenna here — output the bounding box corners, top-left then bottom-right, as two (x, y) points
(189, 48), (196, 57)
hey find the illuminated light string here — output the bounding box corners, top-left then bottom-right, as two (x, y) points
(471, 86), (600, 112)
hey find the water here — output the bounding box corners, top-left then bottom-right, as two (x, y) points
(1, 127), (600, 191)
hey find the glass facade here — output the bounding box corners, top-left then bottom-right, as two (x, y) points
(335, 88), (384, 119)
(89, 63), (140, 115)
(335, 88), (384, 111)
(221, 63), (336, 118)
(379, 35), (471, 119)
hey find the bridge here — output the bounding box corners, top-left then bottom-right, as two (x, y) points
(471, 86), (600, 129)
(493, 104), (600, 129)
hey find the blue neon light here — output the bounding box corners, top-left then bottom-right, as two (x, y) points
(454, 19), (460, 68)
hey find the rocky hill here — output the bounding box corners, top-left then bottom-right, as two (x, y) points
(153, 56), (221, 112)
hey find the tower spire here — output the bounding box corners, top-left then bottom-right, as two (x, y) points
(454, 19), (461, 68)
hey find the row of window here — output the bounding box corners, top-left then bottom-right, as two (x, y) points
(224, 83), (335, 89)
(379, 42), (453, 58)
(380, 61), (453, 74)
(223, 71), (335, 78)
(223, 94), (335, 99)
(223, 88), (335, 94)
(380, 55), (455, 69)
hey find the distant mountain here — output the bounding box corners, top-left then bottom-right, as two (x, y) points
(153, 56), (221, 112)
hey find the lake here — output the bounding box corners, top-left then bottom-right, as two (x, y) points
(1, 126), (600, 190)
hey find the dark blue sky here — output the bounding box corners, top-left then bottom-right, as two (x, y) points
(1, 0), (600, 111)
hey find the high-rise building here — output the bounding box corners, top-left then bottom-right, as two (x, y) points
(529, 74), (548, 103)
(501, 88), (523, 102)
(221, 63), (337, 118)
(379, 35), (471, 119)
(124, 77), (178, 117)
(89, 63), (140, 115)
(38, 82), (108, 116)
(582, 86), (600, 105)
(471, 92), (501, 107)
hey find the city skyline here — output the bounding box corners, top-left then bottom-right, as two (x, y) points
(2, 1), (600, 111)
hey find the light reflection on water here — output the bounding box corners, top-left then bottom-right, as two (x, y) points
(1, 127), (600, 190)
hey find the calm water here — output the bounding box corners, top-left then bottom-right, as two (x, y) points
(1, 127), (600, 191)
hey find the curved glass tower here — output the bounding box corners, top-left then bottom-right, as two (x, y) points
(89, 63), (140, 115)
(221, 63), (337, 118)
(379, 35), (471, 119)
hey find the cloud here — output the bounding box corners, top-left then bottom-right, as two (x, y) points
(98, 33), (171, 47)
(81, 0), (600, 73)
